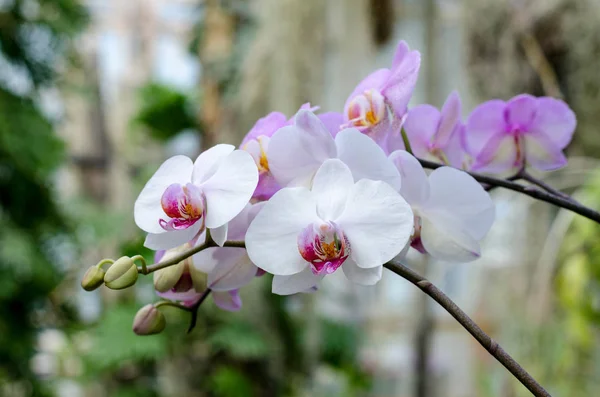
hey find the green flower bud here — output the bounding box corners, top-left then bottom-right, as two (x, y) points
(153, 261), (185, 292)
(132, 304), (166, 336)
(104, 256), (138, 290)
(81, 266), (105, 291)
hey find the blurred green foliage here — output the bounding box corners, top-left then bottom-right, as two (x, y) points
(0, 1), (88, 395)
(134, 83), (199, 142)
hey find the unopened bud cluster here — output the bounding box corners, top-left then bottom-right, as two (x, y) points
(80, 256), (140, 292)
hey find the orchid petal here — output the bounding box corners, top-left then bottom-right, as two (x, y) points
(241, 112), (287, 146)
(246, 187), (318, 275)
(470, 134), (518, 174)
(191, 144), (235, 184)
(193, 246), (219, 273)
(202, 150), (258, 229)
(268, 110), (337, 187)
(134, 156), (193, 234)
(335, 128), (402, 191)
(505, 94), (537, 128)
(311, 159), (354, 221)
(272, 267), (323, 295)
(210, 223), (228, 247)
(437, 91), (462, 147)
(381, 45), (421, 117)
(524, 133), (568, 171)
(318, 111), (344, 137)
(389, 150), (430, 206)
(465, 100), (506, 156)
(424, 167), (494, 240)
(206, 249), (257, 291)
(403, 104), (441, 157)
(338, 179), (413, 268)
(213, 290), (242, 311)
(530, 97), (576, 149)
(144, 222), (203, 250)
(342, 258), (383, 285)
(343, 69), (391, 117)
(420, 217), (481, 263)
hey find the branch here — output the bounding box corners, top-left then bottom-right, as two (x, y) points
(187, 288), (212, 333)
(140, 240), (246, 274)
(518, 170), (575, 203)
(418, 158), (600, 224)
(384, 260), (551, 397)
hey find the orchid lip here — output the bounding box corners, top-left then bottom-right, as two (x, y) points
(159, 183), (205, 231)
(297, 221), (350, 275)
(346, 89), (387, 129)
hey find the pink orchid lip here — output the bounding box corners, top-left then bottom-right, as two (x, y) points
(159, 183), (205, 231)
(345, 89), (387, 129)
(297, 222), (350, 276)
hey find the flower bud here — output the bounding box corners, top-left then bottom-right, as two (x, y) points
(153, 261), (185, 292)
(81, 266), (106, 291)
(104, 256), (138, 290)
(132, 304), (166, 336)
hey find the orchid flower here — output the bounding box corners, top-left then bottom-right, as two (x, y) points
(401, 91), (467, 168)
(465, 94), (576, 173)
(134, 144), (258, 250)
(268, 110), (401, 190)
(342, 41), (421, 150)
(154, 247), (242, 312)
(241, 105), (344, 201)
(192, 203), (263, 291)
(245, 159), (413, 294)
(390, 150), (495, 262)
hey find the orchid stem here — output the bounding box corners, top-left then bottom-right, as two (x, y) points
(140, 240), (246, 275)
(131, 255), (147, 274)
(187, 288), (212, 333)
(384, 260), (551, 397)
(518, 170), (575, 203)
(96, 259), (114, 269)
(401, 128), (414, 155)
(154, 300), (193, 312)
(419, 158), (600, 224)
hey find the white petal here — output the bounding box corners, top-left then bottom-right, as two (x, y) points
(213, 290), (242, 311)
(207, 249), (257, 291)
(193, 246), (219, 273)
(143, 222), (202, 250)
(210, 223), (228, 247)
(201, 150), (259, 229)
(342, 258), (382, 285)
(134, 156), (193, 234)
(389, 150), (430, 205)
(268, 110), (337, 188)
(246, 187), (318, 275)
(424, 167), (494, 240)
(272, 267), (323, 295)
(338, 179), (414, 268)
(311, 159), (354, 220)
(191, 144), (235, 184)
(420, 217), (481, 262)
(227, 202), (265, 241)
(335, 129), (402, 191)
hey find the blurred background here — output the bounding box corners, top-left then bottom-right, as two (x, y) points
(1, 0), (600, 396)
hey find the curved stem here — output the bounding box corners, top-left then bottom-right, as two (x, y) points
(154, 300), (193, 312)
(140, 240), (246, 274)
(384, 260), (551, 397)
(518, 170), (575, 202)
(187, 288), (212, 333)
(418, 158), (600, 224)
(401, 127), (414, 155)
